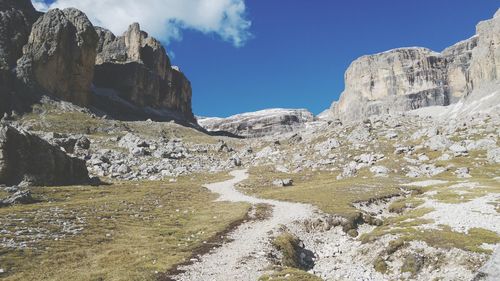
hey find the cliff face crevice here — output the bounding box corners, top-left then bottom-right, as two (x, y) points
(323, 9), (500, 121)
(93, 23), (195, 122)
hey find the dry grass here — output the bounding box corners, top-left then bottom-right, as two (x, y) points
(239, 166), (401, 218)
(0, 173), (250, 281)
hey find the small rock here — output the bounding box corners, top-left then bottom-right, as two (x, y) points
(232, 157), (242, 167)
(386, 132), (398, 139)
(338, 161), (358, 179)
(272, 179), (293, 187)
(449, 143), (468, 155)
(1, 190), (35, 206)
(76, 136), (91, 149)
(117, 164), (130, 175)
(370, 166), (389, 177)
(454, 167), (471, 178)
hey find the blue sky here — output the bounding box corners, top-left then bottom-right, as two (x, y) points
(37, 1), (499, 117)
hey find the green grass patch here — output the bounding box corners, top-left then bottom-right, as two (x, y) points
(272, 232), (303, 269)
(373, 256), (388, 274)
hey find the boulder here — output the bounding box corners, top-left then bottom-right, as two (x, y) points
(16, 8), (98, 106)
(93, 23), (195, 122)
(347, 125), (372, 143)
(425, 135), (452, 151)
(0, 125), (90, 186)
(314, 138), (340, 156)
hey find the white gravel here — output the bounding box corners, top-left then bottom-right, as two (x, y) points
(403, 180), (449, 187)
(420, 193), (500, 234)
(172, 169), (315, 281)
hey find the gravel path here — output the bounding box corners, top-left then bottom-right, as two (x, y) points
(172, 169), (316, 281)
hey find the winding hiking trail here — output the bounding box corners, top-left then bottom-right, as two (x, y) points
(172, 169), (316, 281)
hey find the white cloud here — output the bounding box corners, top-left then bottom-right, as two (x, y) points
(32, 0), (49, 11)
(31, 0), (252, 47)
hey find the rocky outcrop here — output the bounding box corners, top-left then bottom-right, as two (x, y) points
(0, 125), (90, 187)
(93, 23), (195, 122)
(16, 8), (98, 107)
(322, 9), (500, 121)
(0, 0), (40, 115)
(198, 109), (314, 138)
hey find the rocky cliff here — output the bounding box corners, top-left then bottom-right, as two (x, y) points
(321, 9), (500, 121)
(93, 23), (195, 123)
(198, 108), (315, 138)
(0, 1), (195, 124)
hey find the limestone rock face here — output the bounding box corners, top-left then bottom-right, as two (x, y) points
(468, 9), (500, 89)
(331, 48), (449, 121)
(322, 9), (500, 121)
(0, 125), (90, 186)
(93, 23), (195, 122)
(198, 109), (314, 138)
(0, 0), (40, 115)
(16, 8), (98, 107)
